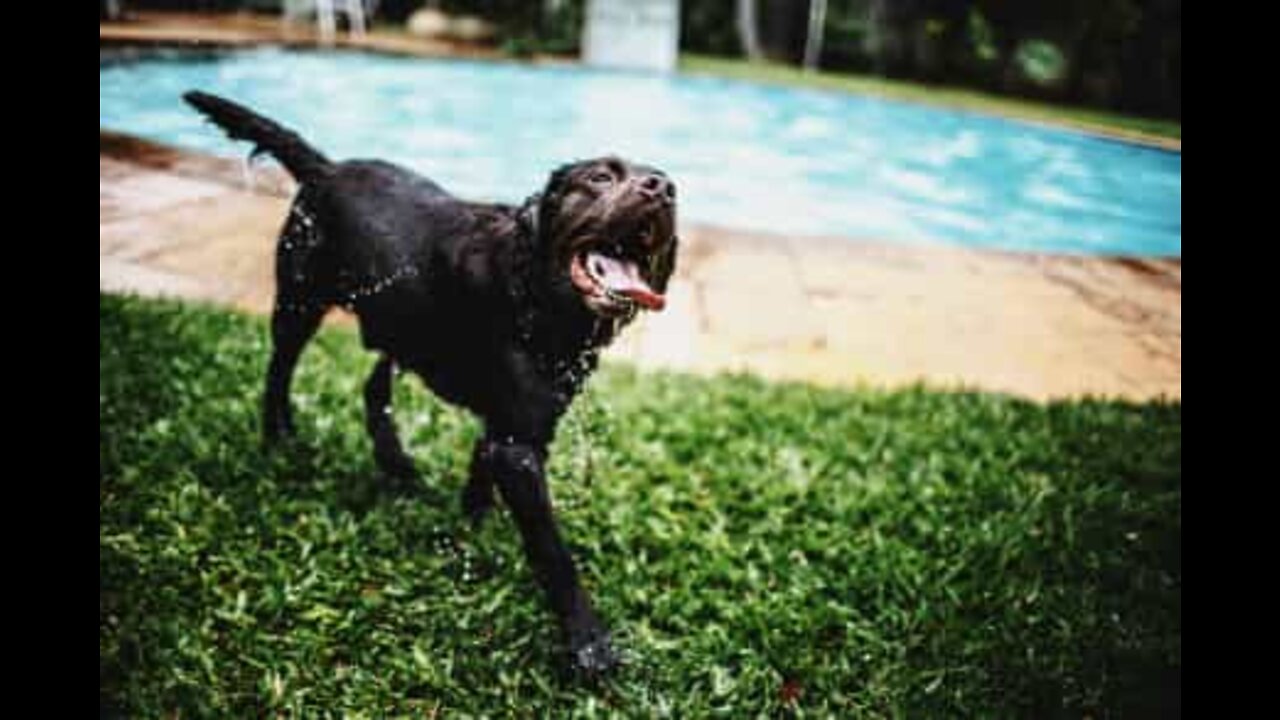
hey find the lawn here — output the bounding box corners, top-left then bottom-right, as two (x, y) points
(100, 294), (1181, 717)
(680, 54), (1182, 145)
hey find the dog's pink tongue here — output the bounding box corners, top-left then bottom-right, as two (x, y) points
(588, 252), (666, 311)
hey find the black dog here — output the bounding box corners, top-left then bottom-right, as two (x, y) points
(184, 91), (677, 676)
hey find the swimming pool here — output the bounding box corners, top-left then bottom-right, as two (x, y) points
(100, 47), (1181, 256)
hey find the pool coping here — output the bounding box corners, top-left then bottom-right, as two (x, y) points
(101, 11), (1181, 154)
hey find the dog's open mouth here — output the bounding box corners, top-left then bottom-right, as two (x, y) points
(569, 246), (666, 316)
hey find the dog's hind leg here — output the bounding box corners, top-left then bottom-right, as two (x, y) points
(264, 304), (324, 443)
(363, 355), (418, 481)
(264, 192), (331, 444)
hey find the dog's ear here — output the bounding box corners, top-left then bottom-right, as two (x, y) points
(537, 162), (578, 235)
(651, 235), (679, 294)
(517, 192), (541, 239)
(543, 162), (576, 196)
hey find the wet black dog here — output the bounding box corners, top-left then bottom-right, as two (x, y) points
(184, 91), (678, 676)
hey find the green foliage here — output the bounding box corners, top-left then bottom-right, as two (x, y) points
(101, 294), (1181, 716)
(504, 0), (585, 57)
(1016, 38), (1069, 85)
(403, 0), (587, 55)
(680, 0), (1179, 118)
(967, 6), (999, 63)
(822, 8), (875, 70)
(680, 0), (741, 56)
(373, 0), (1176, 117)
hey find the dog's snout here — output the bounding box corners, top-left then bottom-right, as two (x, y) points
(636, 174), (675, 204)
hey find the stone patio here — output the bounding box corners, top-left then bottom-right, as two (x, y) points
(100, 131), (1180, 401)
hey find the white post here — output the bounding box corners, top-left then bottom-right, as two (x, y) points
(316, 0), (336, 45)
(583, 0), (680, 73)
(346, 0), (366, 36)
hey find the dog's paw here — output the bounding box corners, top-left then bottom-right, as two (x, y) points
(567, 628), (620, 679)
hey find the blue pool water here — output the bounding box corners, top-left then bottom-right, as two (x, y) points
(100, 47), (1181, 256)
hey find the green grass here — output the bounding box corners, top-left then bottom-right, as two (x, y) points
(680, 54), (1182, 145)
(100, 294), (1181, 717)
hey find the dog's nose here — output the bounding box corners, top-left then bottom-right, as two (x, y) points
(637, 173), (675, 204)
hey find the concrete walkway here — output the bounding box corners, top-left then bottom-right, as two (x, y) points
(100, 131), (1180, 401)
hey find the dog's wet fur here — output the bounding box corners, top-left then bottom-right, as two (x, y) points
(184, 91), (678, 676)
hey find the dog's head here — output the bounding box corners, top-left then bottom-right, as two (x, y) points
(522, 157), (678, 319)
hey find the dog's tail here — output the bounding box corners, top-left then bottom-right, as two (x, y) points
(183, 90), (332, 184)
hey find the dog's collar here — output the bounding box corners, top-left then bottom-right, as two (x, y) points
(511, 274), (623, 387)
(508, 199), (636, 390)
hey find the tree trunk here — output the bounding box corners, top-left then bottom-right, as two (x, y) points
(803, 0), (828, 70)
(737, 0), (763, 61)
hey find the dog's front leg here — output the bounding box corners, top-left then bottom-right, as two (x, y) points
(487, 437), (618, 675)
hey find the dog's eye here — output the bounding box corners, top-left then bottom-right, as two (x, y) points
(589, 171), (614, 185)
